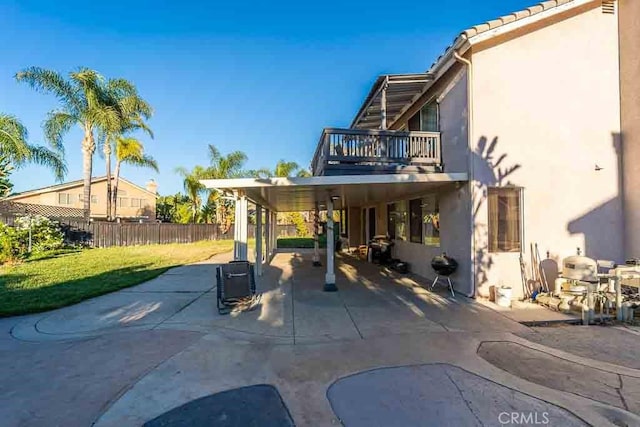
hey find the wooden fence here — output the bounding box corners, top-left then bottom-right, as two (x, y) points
(0, 204), (312, 247)
(85, 222), (246, 247)
(0, 216), (313, 248)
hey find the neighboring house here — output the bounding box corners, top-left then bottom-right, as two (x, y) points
(203, 0), (639, 299)
(6, 177), (158, 221)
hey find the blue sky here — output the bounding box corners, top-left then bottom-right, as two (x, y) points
(0, 0), (534, 196)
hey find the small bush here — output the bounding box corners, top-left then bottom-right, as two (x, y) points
(0, 224), (28, 263)
(0, 215), (64, 263)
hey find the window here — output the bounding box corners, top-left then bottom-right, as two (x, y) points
(131, 198), (141, 208)
(91, 195), (98, 204)
(118, 197), (129, 207)
(422, 194), (440, 247)
(387, 201), (407, 241)
(408, 195), (440, 246)
(409, 199), (423, 243)
(407, 101), (439, 132)
(420, 102), (438, 132)
(58, 193), (72, 205)
(488, 187), (522, 252)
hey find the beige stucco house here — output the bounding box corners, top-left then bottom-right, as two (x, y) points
(7, 176), (158, 221)
(203, 0), (639, 299)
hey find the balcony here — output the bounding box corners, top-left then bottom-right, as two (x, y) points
(311, 128), (442, 176)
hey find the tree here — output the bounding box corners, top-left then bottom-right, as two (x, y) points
(268, 160), (311, 236)
(101, 79), (153, 220)
(202, 145), (248, 232)
(112, 137), (158, 219)
(175, 165), (206, 223)
(157, 193), (191, 223)
(0, 155), (13, 198)
(16, 67), (124, 220)
(0, 113), (66, 181)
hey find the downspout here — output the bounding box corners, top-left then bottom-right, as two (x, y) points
(453, 47), (476, 298)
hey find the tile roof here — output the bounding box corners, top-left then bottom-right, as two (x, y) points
(461, 0), (575, 38)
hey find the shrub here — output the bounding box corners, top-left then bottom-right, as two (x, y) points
(0, 223), (28, 263)
(14, 215), (64, 253)
(0, 215), (64, 263)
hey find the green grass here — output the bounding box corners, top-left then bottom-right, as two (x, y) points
(277, 237), (327, 249)
(0, 240), (234, 317)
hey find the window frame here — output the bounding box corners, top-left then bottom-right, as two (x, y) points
(386, 201), (408, 241)
(407, 98), (439, 132)
(58, 193), (72, 205)
(487, 186), (524, 253)
(421, 194), (440, 247)
(409, 198), (423, 244)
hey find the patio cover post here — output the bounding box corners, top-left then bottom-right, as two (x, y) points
(324, 196), (337, 292)
(313, 204), (321, 266)
(264, 207), (271, 262)
(271, 211), (277, 255)
(233, 190), (248, 261)
(256, 204), (263, 276)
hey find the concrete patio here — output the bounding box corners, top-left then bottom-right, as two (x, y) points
(2, 250), (640, 426)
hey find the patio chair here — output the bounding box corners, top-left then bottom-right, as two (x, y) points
(216, 260), (259, 314)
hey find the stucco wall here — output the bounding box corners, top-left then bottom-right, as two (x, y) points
(470, 5), (622, 298)
(391, 185), (472, 296)
(619, 0), (640, 258)
(438, 69), (469, 173)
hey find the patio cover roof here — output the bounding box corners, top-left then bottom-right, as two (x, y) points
(200, 173), (468, 212)
(350, 73), (435, 130)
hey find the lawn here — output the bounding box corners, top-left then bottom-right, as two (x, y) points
(277, 237), (327, 249)
(0, 240), (234, 317)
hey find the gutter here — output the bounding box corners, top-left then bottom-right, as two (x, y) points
(453, 45), (476, 299)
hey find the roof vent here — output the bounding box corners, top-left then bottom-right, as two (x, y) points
(601, 0), (616, 14)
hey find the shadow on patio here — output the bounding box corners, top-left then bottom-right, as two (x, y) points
(187, 250), (528, 344)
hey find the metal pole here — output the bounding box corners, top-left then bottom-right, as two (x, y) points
(313, 204), (321, 266)
(28, 214), (32, 253)
(324, 196), (337, 292)
(381, 78), (388, 130)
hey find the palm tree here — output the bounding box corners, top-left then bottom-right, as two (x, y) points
(0, 155), (13, 198)
(175, 165), (206, 223)
(269, 160), (311, 234)
(202, 145), (248, 231)
(101, 79), (153, 220)
(270, 159), (311, 177)
(273, 160), (299, 177)
(16, 67), (123, 220)
(0, 113), (66, 183)
(112, 137), (158, 219)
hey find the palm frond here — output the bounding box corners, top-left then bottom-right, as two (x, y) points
(15, 67), (82, 112)
(0, 113), (67, 180)
(43, 110), (76, 154)
(25, 145), (67, 181)
(123, 153), (159, 172)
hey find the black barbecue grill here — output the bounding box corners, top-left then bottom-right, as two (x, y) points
(431, 253), (458, 297)
(368, 235), (394, 264)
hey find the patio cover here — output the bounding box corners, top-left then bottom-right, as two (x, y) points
(200, 173), (468, 212)
(351, 73), (435, 130)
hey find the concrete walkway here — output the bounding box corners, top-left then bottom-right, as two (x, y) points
(2, 250), (640, 426)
